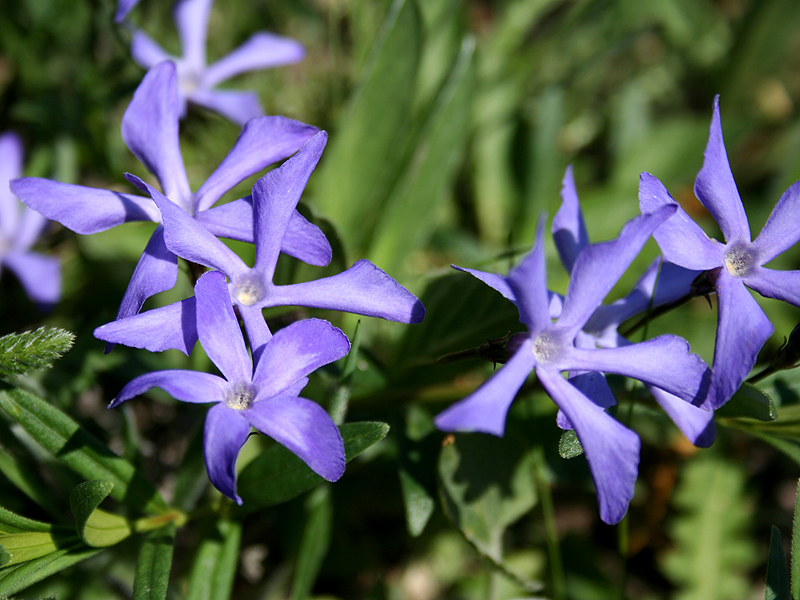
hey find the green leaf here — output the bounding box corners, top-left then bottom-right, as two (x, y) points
(313, 0), (422, 253)
(766, 526), (791, 600)
(238, 422), (389, 511)
(0, 530), (76, 566)
(69, 480), (132, 547)
(133, 524), (176, 600)
(185, 519), (241, 600)
(0, 505), (54, 534)
(660, 454), (758, 600)
(0, 327), (75, 378)
(368, 36), (474, 274)
(438, 432), (542, 591)
(558, 429), (584, 459)
(0, 544), (102, 597)
(0, 386), (168, 515)
(291, 485), (333, 600)
(716, 383), (777, 421)
(397, 406), (439, 537)
(791, 479), (800, 600)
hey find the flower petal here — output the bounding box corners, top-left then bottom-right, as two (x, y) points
(434, 337), (536, 436)
(12, 207), (49, 253)
(266, 259), (425, 324)
(3, 251), (60, 306)
(744, 266), (800, 307)
(639, 172), (722, 270)
(174, 0), (212, 68)
(507, 218), (551, 334)
(203, 32), (305, 88)
(557, 206), (676, 335)
(194, 117), (319, 212)
(552, 165), (590, 273)
(189, 89), (263, 127)
(694, 97), (751, 243)
(251, 318), (349, 398)
(751, 181), (800, 263)
(568, 335), (710, 405)
(537, 367), (639, 525)
(239, 305), (272, 363)
(130, 31), (173, 70)
(10, 178), (159, 234)
(113, 226), (179, 321)
(198, 198), (331, 266)
(0, 132), (23, 237)
(128, 174), (245, 277)
(122, 62), (191, 203)
(204, 403), (251, 504)
(109, 370), (226, 408)
(703, 272), (774, 410)
(94, 298), (199, 355)
(243, 395), (345, 482)
(556, 371), (616, 430)
(252, 132), (327, 278)
(649, 387), (716, 447)
(451, 265), (517, 304)
(115, 0), (139, 22)
(195, 271), (251, 383)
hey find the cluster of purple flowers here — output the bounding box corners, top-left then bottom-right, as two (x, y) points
(436, 96), (800, 524)
(10, 1), (424, 504)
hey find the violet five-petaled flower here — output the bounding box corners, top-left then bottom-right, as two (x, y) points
(11, 61), (327, 326)
(109, 270), (350, 504)
(0, 132), (60, 308)
(94, 130), (425, 356)
(435, 206), (711, 524)
(551, 166), (715, 447)
(639, 96), (800, 410)
(130, 0), (304, 125)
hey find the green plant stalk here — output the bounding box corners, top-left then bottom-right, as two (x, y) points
(533, 446), (565, 600)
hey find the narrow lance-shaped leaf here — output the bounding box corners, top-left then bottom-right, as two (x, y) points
(0, 386), (168, 515)
(0, 545), (102, 597)
(765, 526), (791, 600)
(185, 519), (241, 600)
(133, 524), (176, 600)
(69, 480), (132, 547)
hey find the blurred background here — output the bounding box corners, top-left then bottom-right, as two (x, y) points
(2, 0), (800, 598)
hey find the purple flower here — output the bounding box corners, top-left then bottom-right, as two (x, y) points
(639, 96), (800, 410)
(95, 131), (425, 355)
(130, 0), (304, 125)
(436, 207), (710, 524)
(115, 0), (139, 23)
(553, 166), (715, 447)
(0, 133), (60, 308)
(12, 62), (325, 324)
(109, 270), (350, 504)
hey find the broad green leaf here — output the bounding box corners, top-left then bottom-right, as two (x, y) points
(0, 327), (75, 378)
(0, 386), (168, 515)
(765, 526), (791, 600)
(368, 36), (474, 274)
(558, 430), (584, 459)
(69, 480), (132, 547)
(291, 485), (333, 600)
(660, 454), (757, 600)
(238, 422), (389, 512)
(716, 383), (777, 421)
(438, 432), (541, 591)
(313, 0), (422, 253)
(792, 479), (800, 600)
(0, 544), (102, 597)
(185, 519), (241, 600)
(133, 524), (176, 600)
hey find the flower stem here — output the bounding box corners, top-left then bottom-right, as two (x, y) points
(533, 446), (565, 600)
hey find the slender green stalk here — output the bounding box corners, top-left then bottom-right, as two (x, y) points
(616, 514), (630, 600)
(533, 447), (565, 600)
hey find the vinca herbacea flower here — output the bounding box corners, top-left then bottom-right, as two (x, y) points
(110, 270), (350, 504)
(95, 131), (425, 355)
(639, 96), (800, 410)
(130, 0), (304, 125)
(0, 132), (60, 308)
(12, 62), (327, 325)
(436, 207), (711, 524)
(552, 166), (715, 447)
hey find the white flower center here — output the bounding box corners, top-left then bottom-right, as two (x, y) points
(224, 382), (254, 411)
(724, 243), (758, 278)
(178, 67), (203, 95)
(532, 329), (568, 365)
(233, 274), (265, 306)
